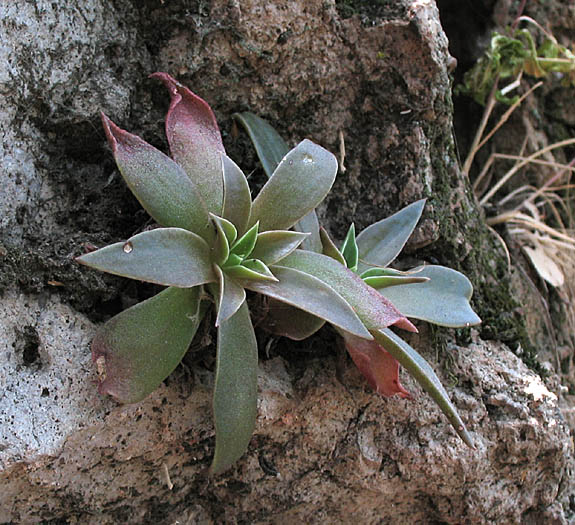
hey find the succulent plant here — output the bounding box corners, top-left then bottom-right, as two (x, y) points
(78, 73), (480, 475)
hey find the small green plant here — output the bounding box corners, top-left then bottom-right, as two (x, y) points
(78, 73), (480, 474)
(456, 21), (575, 106)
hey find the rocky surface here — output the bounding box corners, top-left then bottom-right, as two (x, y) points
(1, 0), (573, 523)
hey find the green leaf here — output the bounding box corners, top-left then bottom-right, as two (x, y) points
(363, 274), (430, 290)
(279, 250), (415, 334)
(214, 265), (246, 326)
(244, 265), (372, 340)
(260, 299), (325, 341)
(249, 140), (338, 231)
(222, 155), (252, 236)
(233, 112), (289, 177)
(151, 73), (225, 215)
(92, 286), (204, 403)
(250, 231), (309, 265)
(76, 228), (216, 287)
(224, 262), (278, 282)
(374, 328), (474, 447)
(355, 199), (426, 273)
(211, 301), (258, 475)
(319, 227), (346, 266)
(340, 223), (359, 271)
(241, 259), (277, 280)
(210, 214), (236, 265)
(234, 112), (322, 252)
(230, 221), (259, 260)
(378, 265), (481, 328)
(100, 113), (212, 241)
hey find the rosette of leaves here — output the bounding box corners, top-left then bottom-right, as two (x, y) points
(77, 73), (421, 474)
(235, 112), (481, 446)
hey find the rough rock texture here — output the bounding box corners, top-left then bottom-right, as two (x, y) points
(1, 0), (573, 523)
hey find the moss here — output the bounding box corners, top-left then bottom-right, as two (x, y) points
(419, 93), (542, 373)
(335, 0), (408, 21)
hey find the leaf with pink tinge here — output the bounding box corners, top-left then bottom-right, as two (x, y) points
(152, 72), (225, 214)
(244, 266), (372, 340)
(92, 286), (204, 404)
(342, 331), (411, 398)
(278, 250), (417, 334)
(101, 113), (212, 240)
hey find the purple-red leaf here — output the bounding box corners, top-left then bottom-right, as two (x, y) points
(278, 250), (417, 334)
(342, 332), (411, 398)
(152, 72), (225, 214)
(101, 113), (212, 240)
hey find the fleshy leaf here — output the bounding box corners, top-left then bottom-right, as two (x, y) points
(241, 259), (277, 280)
(250, 231), (309, 265)
(278, 250), (416, 334)
(249, 140), (338, 232)
(230, 221), (259, 260)
(244, 265), (372, 340)
(233, 112), (289, 180)
(101, 113), (213, 240)
(76, 228), (216, 287)
(378, 265), (481, 328)
(211, 301), (258, 474)
(214, 265), (246, 326)
(320, 227), (347, 266)
(151, 72), (225, 214)
(234, 112), (322, 252)
(340, 223), (359, 271)
(356, 199), (426, 272)
(224, 262), (278, 282)
(260, 298), (326, 340)
(293, 210), (322, 253)
(374, 328), (474, 447)
(363, 274), (430, 289)
(222, 155), (252, 236)
(342, 331), (411, 398)
(92, 286), (204, 403)
(210, 214), (235, 265)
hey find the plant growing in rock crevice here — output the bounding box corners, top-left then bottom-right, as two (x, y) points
(78, 73), (480, 474)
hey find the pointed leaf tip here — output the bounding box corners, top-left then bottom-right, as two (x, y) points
(151, 72), (225, 215)
(99, 113), (212, 238)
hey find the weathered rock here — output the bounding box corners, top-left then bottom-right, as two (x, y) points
(1, 0), (573, 523)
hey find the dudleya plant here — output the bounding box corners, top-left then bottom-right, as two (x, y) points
(78, 73), (480, 475)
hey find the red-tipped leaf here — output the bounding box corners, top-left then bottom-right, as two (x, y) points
(152, 72), (225, 214)
(101, 113), (212, 240)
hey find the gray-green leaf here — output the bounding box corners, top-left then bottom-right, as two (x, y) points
(92, 286), (204, 403)
(356, 199), (426, 272)
(378, 265), (481, 327)
(250, 231), (309, 265)
(249, 140), (337, 232)
(374, 328), (474, 447)
(222, 155), (252, 236)
(234, 112), (322, 252)
(76, 228), (216, 287)
(245, 265), (372, 340)
(214, 265), (246, 326)
(211, 301), (258, 474)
